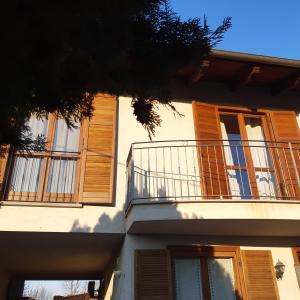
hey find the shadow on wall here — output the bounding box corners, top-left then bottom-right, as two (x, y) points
(70, 211), (125, 233)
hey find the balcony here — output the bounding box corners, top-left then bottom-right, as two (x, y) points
(2, 150), (80, 203)
(125, 140), (300, 237)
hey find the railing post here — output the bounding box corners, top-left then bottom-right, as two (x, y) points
(130, 145), (135, 201)
(126, 144), (135, 210)
(288, 142), (300, 192)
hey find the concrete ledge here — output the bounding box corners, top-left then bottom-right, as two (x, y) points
(0, 201), (83, 208)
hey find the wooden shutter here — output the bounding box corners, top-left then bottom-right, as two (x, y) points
(135, 250), (171, 300)
(0, 149), (9, 196)
(268, 111), (300, 198)
(193, 101), (229, 198)
(80, 94), (117, 204)
(241, 250), (279, 300)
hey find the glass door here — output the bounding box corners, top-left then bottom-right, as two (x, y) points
(220, 112), (277, 199)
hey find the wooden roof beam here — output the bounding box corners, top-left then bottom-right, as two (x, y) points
(229, 65), (261, 91)
(189, 60), (210, 85)
(270, 72), (300, 96)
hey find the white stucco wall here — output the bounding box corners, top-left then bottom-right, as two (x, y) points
(0, 203), (124, 233)
(116, 96), (197, 205)
(109, 235), (300, 300)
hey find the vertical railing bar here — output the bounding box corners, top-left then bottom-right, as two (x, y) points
(19, 156), (28, 201)
(268, 143), (281, 199)
(62, 158), (68, 202)
(275, 145), (289, 198)
(11, 153), (19, 201)
(262, 143), (274, 199)
(155, 147), (158, 198)
(206, 145), (214, 197)
(131, 146), (135, 201)
(177, 146), (183, 198)
(184, 144), (190, 198)
(3, 149), (15, 201)
(70, 158), (76, 202)
(256, 143), (268, 198)
(192, 144), (197, 197)
(27, 156), (35, 201)
(221, 143), (230, 198)
(1, 150), (14, 200)
(34, 157), (39, 202)
(235, 144), (245, 198)
(148, 148), (151, 198)
(213, 145), (222, 198)
(126, 145), (132, 207)
(198, 145), (205, 198)
(140, 147), (143, 199)
(170, 146), (176, 199)
(163, 147), (167, 198)
(45, 156), (52, 202)
(283, 146), (296, 197)
(289, 142), (300, 197)
(55, 156), (62, 202)
(230, 145), (235, 197)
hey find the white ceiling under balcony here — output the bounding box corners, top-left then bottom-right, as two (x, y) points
(0, 232), (124, 279)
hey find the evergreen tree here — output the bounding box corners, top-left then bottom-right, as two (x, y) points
(1, 0), (231, 150)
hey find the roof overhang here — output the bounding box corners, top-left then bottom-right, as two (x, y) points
(182, 50), (300, 96)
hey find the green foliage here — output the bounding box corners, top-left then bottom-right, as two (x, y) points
(1, 0), (231, 150)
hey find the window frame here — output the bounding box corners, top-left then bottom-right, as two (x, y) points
(5, 112), (86, 203)
(292, 247), (300, 265)
(169, 245), (245, 300)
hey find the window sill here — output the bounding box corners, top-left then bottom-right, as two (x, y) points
(0, 201), (83, 208)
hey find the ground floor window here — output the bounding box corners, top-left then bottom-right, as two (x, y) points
(171, 246), (242, 300)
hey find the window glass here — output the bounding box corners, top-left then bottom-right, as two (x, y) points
(207, 258), (236, 300)
(220, 115), (246, 167)
(47, 159), (77, 194)
(245, 117), (277, 198)
(52, 119), (80, 152)
(174, 259), (203, 300)
(27, 115), (48, 139)
(10, 156), (43, 193)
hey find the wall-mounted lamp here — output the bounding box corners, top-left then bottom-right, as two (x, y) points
(274, 259), (286, 280)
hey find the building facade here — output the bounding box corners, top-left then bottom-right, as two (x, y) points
(1, 50), (300, 299)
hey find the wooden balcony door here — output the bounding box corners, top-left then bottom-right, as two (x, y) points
(220, 112), (277, 199)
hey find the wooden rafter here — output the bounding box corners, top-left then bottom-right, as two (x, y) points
(229, 65), (261, 91)
(270, 72), (300, 96)
(189, 60), (210, 84)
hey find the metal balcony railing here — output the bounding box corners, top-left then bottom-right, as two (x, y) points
(126, 140), (300, 207)
(2, 150), (80, 202)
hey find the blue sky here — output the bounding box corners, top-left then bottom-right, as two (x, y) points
(171, 0), (300, 59)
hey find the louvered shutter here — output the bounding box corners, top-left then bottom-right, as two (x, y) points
(0, 149), (9, 196)
(135, 250), (171, 300)
(193, 101), (229, 198)
(268, 111), (300, 198)
(241, 250), (279, 300)
(81, 94), (117, 204)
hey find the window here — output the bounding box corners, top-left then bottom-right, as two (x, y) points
(6, 114), (82, 202)
(171, 246), (242, 300)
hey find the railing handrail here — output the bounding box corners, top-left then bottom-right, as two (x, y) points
(14, 150), (80, 155)
(131, 139), (300, 146)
